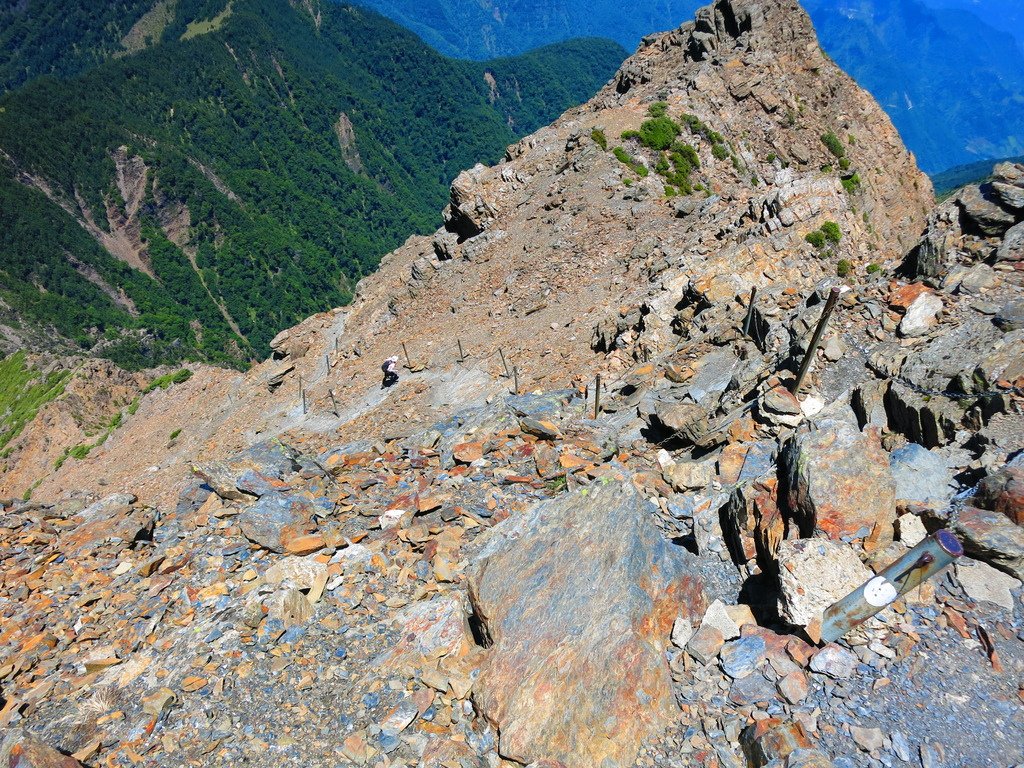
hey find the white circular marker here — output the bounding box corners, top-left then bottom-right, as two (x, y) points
(863, 576), (898, 607)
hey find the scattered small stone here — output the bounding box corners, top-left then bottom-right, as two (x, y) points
(850, 725), (884, 753)
(809, 645), (858, 679)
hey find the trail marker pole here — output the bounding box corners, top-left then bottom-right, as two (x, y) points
(328, 389), (339, 417)
(457, 339), (465, 363)
(512, 366), (519, 395)
(594, 374), (602, 419)
(791, 286), (841, 395)
(743, 286), (758, 339)
(402, 342), (412, 370)
(499, 349), (511, 378)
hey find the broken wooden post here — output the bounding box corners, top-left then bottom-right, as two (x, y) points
(512, 366), (519, 395)
(819, 530), (962, 643)
(499, 348), (511, 378)
(457, 339), (466, 363)
(402, 342), (412, 370)
(743, 286), (758, 338)
(328, 389), (339, 417)
(594, 374), (602, 419)
(790, 286), (841, 395)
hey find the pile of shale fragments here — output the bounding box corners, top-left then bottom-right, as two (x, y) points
(2, 0), (1023, 767)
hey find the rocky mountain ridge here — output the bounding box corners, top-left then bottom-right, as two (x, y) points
(1, 1), (1022, 767)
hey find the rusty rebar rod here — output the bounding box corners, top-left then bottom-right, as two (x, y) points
(594, 374), (602, 419)
(328, 389), (339, 417)
(499, 349), (511, 378)
(512, 366), (519, 395)
(743, 286), (758, 338)
(457, 339), (465, 363)
(790, 286), (841, 394)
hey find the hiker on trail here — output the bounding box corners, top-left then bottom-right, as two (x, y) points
(381, 355), (400, 388)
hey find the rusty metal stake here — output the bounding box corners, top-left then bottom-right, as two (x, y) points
(819, 529), (963, 644)
(594, 374), (602, 419)
(499, 348), (511, 378)
(457, 339), (465, 363)
(402, 342), (412, 370)
(743, 286), (758, 338)
(512, 366), (519, 395)
(301, 388), (307, 415)
(790, 286), (841, 394)
(325, 352), (330, 372)
(328, 389), (339, 417)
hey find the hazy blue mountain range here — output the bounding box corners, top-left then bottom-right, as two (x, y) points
(353, 0), (1024, 174)
(916, 0), (1024, 50)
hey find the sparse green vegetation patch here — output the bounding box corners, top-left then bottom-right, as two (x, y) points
(613, 147), (649, 178)
(181, 0), (233, 40)
(143, 368), (193, 394)
(821, 131), (845, 159)
(0, 352), (73, 452)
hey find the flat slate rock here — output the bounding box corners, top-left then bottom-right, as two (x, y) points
(468, 478), (706, 768)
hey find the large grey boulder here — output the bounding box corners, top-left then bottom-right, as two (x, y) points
(924, 505), (1024, 581)
(957, 184), (1017, 237)
(889, 443), (953, 509)
(996, 222), (1024, 265)
(238, 493), (315, 553)
(469, 479), (706, 768)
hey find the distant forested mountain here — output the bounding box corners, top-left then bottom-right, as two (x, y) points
(0, 0), (625, 368)
(352, 0), (1024, 174)
(803, 0), (1024, 175)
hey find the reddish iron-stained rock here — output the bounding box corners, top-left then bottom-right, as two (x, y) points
(468, 480), (706, 768)
(974, 461), (1024, 526)
(781, 416), (896, 542)
(452, 442), (484, 464)
(1, 730), (83, 768)
(740, 718), (814, 766)
(888, 282), (932, 313)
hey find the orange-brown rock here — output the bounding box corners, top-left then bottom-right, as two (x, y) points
(1, 729), (83, 768)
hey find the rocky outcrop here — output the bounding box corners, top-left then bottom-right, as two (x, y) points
(909, 162), (1024, 278)
(0, 729), (83, 768)
(468, 479), (705, 767)
(781, 414), (897, 541)
(973, 457), (1024, 526)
